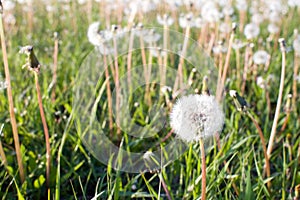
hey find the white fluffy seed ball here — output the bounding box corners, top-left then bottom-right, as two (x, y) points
(170, 94), (224, 143)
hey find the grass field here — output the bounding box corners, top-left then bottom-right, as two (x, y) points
(0, 0), (299, 199)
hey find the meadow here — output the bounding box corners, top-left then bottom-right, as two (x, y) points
(0, 0), (299, 199)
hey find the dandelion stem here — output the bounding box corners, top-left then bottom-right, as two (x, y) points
(247, 112), (271, 189)
(241, 44), (251, 95)
(292, 51), (299, 112)
(34, 72), (51, 189)
(267, 38), (287, 158)
(127, 28), (134, 92)
(51, 32), (59, 103)
(162, 24), (169, 87)
(173, 24), (190, 92)
(103, 53), (114, 133)
(0, 9), (25, 183)
(217, 24), (235, 101)
(199, 138), (206, 200)
(158, 172), (172, 200)
(113, 34), (121, 134)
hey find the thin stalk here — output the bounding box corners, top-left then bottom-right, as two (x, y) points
(27, 0), (33, 33)
(241, 44), (251, 95)
(113, 34), (120, 134)
(235, 48), (241, 86)
(199, 138), (206, 200)
(158, 173), (171, 200)
(217, 24), (235, 101)
(138, 29), (148, 92)
(173, 24), (190, 92)
(127, 28), (134, 92)
(55, 112), (73, 200)
(247, 112), (271, 189)
(103, 53), (114, 133)
(145, 41), (155, 105)
(0, 9), (25, 183)
(267, 38), (287, 157)
(279, 94), (292, 135)
(292, 52), (298, 112)
(162, 23), (169, 88)
(51, 32), (59, 103)
(34, 72), (51, 189)
(87, 0), (92, 23)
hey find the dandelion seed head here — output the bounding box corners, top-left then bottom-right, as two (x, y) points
(253, 50), (269, 65)
(244, 23), (260, 40)
(87, 22), (102, 46)
(157, 14), (174, 26)
(170, 94), (224, 143)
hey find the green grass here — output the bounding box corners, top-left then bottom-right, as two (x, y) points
(0, 1), (299, 199)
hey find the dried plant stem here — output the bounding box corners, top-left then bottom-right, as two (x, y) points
(34, 73), (51, 188)
(145, 47), (153, 105)
(216, 50), (223, 102)
(113, 36), (121, 134)
(103, 53), (114, 132)
(51, 33), (59, 103)
(27, 0), (33, 33)
(162, 24), (168, 89)
(267, 39), (286, 158)
(87, 0), (92, 23)
(292, 53), (299, 112)
(235, 48), (241, 86)
(239, 10), (246, 33)
(158, 173), (172, 200)
(241, 44), (251, 95)
(127, 29), (134, 92)
(247, 112), (271, 189)
(0, 11), (25, 183)
(138, 32), (149, 103)
(199, 138), (206, 200)
(217, 28), (235, 101)
(173, 24), (190, 92)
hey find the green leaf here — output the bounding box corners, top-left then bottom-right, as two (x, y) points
(34, 175), (46, 189)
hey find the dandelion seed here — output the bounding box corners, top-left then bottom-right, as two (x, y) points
(201, 2), (220, 23)
(236, 0), (247, 11)
(170, 94), (224, 142)
(244, 23), (260, 40)
(253, 50), (270, 65)
(157, 14), (174, 26)
(232, 39), (247, 50)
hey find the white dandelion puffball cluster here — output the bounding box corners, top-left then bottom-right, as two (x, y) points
(170, 94), (224, 143)
(253, 50), (270, 65)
